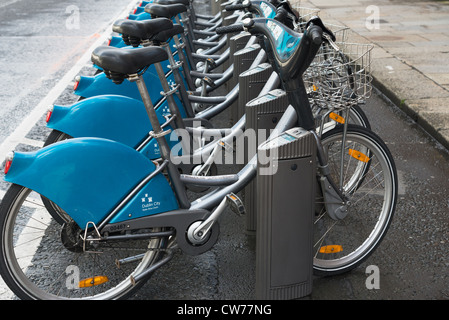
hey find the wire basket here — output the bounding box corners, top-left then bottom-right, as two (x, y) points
(304, 42), (374, 110)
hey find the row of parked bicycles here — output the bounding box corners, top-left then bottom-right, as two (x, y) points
(0, 0), (398, 299)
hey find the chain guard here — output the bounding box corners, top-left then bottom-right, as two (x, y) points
(101, 209), (217, 256)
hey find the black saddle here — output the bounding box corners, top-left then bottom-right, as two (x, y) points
(152, 24), (185, 43)
(145, 3), (187, 19)
(154, 0), (190, 6)
(91, 46), (168, 83)
(113, 18), (173, 47)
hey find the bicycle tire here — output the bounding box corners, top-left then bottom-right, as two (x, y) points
(41, 130), (73, 225)
(313, 125), (397, 276)
(0, 184), (168, 300)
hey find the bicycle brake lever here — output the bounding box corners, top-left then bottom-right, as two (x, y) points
(306, 16), (336, 42)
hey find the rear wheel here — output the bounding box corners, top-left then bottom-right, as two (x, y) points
(0, 184), (168, 300)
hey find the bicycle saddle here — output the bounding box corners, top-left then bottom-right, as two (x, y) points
(154, 0), (190, 6)
(113, 18), (173, 47)
(91, 46), (168, 83)
(152, 24), (185, 43)
(144, 3), (187, 19)
(113, 18), (173, 39)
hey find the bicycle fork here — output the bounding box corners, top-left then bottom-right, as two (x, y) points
(311, 130), (350, 221)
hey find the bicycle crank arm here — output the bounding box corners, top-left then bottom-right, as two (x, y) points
(190, 193), (245, 242)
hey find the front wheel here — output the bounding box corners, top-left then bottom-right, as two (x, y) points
(313, 125), (398, 276)
(0, 184), (168, 300)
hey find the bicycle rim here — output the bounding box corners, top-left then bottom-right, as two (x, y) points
(313, 125), (397, 275)
(0, 185), (166, 300)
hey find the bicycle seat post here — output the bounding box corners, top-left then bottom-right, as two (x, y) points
(153, 61), (186, 129)
(131, 74), (170, 154)
(132, 72), (191, 208)
(159, 40), (195, 118)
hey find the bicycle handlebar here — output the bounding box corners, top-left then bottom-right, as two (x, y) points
(225, 2), (251, 11)
(273, 7), (288, 23)
(215, 23), (245, 34)
(308, 23), (324, 45)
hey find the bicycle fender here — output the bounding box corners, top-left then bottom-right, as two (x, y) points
(47, 95), (184, 158)
(48, 95), (154, 149)
(128, 12), (152, 21)
(4, 138), (179, 228)
(74, 63), (171, 101)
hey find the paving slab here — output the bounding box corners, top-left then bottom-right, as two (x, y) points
(297, 0), (449, 149)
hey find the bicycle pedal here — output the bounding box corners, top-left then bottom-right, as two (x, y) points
(201, 76), (216, 88)
(226, 193), (245, 216)
(205, 57), (217, 69)
(218, 140), (234, 153)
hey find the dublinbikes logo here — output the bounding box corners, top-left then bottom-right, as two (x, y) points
(168, 124), (282, 176)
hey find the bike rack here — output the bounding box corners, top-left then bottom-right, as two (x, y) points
(227, 32), (256, 91)
(236, 62), (273, 121)
(212, 0), (317, 298)
(255, 127), (317, 299)
(243, 88), (290, 233)
(230, 44), (264, 121)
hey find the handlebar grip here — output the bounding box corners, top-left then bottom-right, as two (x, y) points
(274, 7), (288, 23)
(215, 23), (245, 34)
(308, 24), (323, 45)
(225, 3), (250, 11)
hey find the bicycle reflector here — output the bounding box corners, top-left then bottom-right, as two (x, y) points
(78, 276), (109, 288)
(45, 105), (54, 123)
(348, 149), (370, 163)
(4, 152), (14, 175)
(73, 75), (81, 91)
(319, 245), (343, 254)
(329, 112), (345, 124)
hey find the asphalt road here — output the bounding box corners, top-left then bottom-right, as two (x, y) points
(0, 0), (447, 301)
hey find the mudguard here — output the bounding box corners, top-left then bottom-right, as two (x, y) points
(128, 12), (152, 21)
(4, 138), (179, 228)
(47, 95), (185, 159)
(74, 62), (172, 101)
(109, 35), (127, 48)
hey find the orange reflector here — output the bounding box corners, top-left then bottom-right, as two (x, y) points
(348, 149), (370, 163)
(319, 245), (343, 254)
(312, 84), (318, 91)
(78, 276), (109, 288)
(329, 112), (345, 124)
